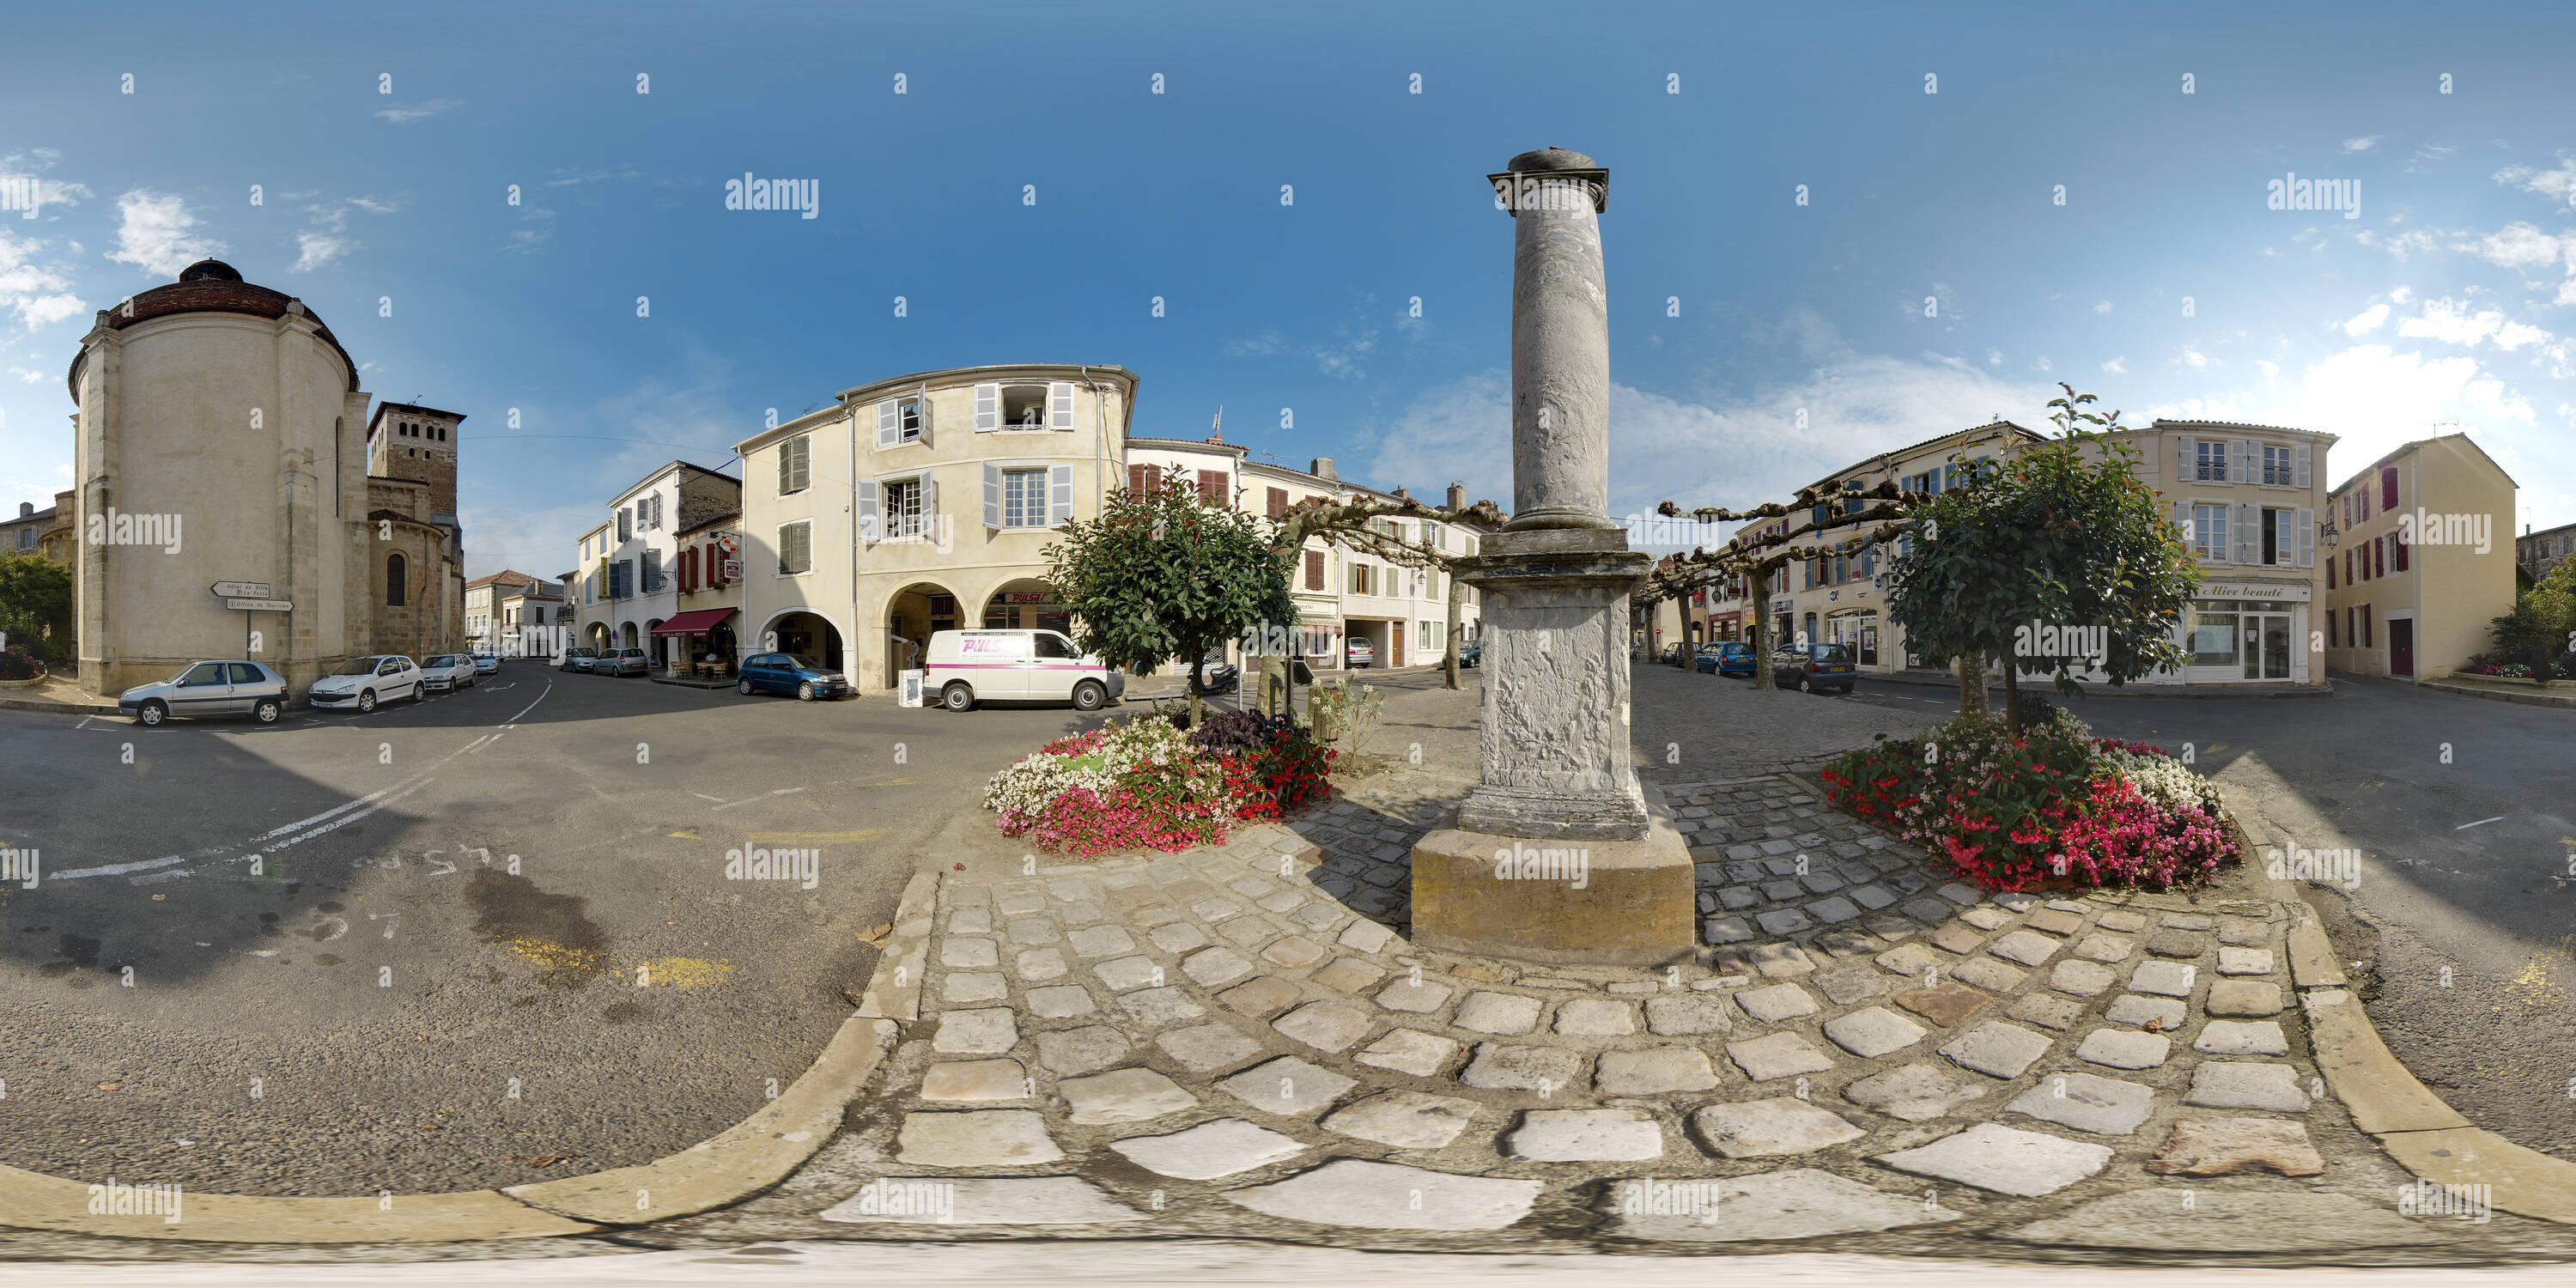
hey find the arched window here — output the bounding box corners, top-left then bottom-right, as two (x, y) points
(387, 552), (407, 605)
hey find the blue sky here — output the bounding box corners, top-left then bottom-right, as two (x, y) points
(5, 0), (2575, 577)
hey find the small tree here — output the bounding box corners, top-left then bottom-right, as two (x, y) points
(1046, 474), (1296, 726)
(0, 554), (72, 661)
(1886, 386), (2201, 726)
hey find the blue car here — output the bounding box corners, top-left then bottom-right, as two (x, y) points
(737, 652), (852, 702)
(1696, 641), (1755, 677)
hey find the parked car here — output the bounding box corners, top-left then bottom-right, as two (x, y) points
(738, 652), (854, 702)
(562, 646), (598, 672)
(925, 629), (1124, 712)
(471, 653), (501, 675)
(1457, 641), (1481, 668)
(309, 655), (422, 713)
(1771, 642), (1858, 694)
(1346, 638), (1375, 669)
(118, 660), (292, 726)
(1194, 660), (1241, 694)
(419, 653), (479, 692)
(1658, 642), (1685, 665)
(600, 647), (650, 677)
(1696, 641), (1756, 677)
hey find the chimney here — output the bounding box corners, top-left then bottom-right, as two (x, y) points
(1393, 485), (1411, 501)
(1446, 482), (1465, 512)
(1311, 457), (1337, 480)
(15, 502), (29, 518)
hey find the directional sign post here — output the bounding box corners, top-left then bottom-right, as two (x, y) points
(210, 581), (273, 599)
(225, 598), (294, 612)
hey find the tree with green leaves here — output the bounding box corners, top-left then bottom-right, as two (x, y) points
(0, 554), (72, 662)
(1044, 471), (1297, 726)
(1886, 386), (2202, 725)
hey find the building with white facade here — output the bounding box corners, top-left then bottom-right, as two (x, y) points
(586, 462), (744, 669)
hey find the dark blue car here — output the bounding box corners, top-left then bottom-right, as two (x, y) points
(736, 652), (852, 702)
(1696, 641), (1755, 677)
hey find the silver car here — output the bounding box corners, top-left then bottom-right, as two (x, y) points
(119, 660), (292, 727)
(308, 655), (423, 713)
(601, 647), (650, 677)
(420, 653), (478, 692)
(471, 653), (501, 675)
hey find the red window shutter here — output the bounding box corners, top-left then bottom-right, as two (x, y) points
(1145, 465), (1165, 494)
(2394, 532), (2408, 572)
(679, 547), (695, 592)
(2326, 558), (2335, 590)
(1127, 464), (1148, 496)
(2380, 465), (2398, 511)
(1304, 549), (1324, 591)
(2375, 537), (2385, 578)
(2363, 605), (2372, 647)
(1267, 487), (1288, 519)
(1198, 470), (1226, 507)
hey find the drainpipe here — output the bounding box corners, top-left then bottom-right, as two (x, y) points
(848, 400), (861, 683)
(1080, 365), (1108, 514)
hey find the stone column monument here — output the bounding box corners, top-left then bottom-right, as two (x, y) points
(1407, 148), (1695, 966)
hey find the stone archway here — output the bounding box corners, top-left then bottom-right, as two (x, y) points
(761, 610), (844, 673)
(977, 576), (1066, 635)
(884, 580), (966, 685)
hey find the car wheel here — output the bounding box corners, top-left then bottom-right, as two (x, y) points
(357, 690), (377, 714)
(738, 678), (754, 696)
(798, 681), (816, 702)
(942, 682), (975, 712)
(137, 700), (167, 727)
(1072, 680), (1106, 712)
(253, 698), (281, 724)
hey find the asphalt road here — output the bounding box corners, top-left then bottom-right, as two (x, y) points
(0, 660), (1111, 1196)
(1810, 668), (2576, 1159)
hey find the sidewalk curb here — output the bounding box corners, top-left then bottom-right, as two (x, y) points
(2415, 677), (2576, 708)
(1854, 667), (2332, 699)
(0, 694), (119, 716)
(2232, 796), (2576, 1227)
(0, 846), (946, 1243)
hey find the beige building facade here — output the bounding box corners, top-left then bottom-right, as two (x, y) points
(2322, 434), (2516, 681)
(64, 258), (463, 696)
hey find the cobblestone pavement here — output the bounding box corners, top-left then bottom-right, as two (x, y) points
(652, 763), (2575, 1261)
(1629, 661), (1934, 787)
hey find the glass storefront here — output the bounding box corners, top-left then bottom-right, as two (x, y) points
(2185, 598), (2296, 681)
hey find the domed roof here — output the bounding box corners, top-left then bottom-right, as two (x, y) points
(178, 258), (245, 283)
(68, 261), (358, 399)
(1506, 146), (1599, 173)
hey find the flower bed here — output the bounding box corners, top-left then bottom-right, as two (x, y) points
(0, 647), (42, 683)
(1820, 708), (2235, 893)
(983, 710), (1335, 858)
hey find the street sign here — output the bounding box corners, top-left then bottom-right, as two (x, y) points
(721, 559), (742, 580)
(225, 598), (293, 612)
(210, 581), (272, 598)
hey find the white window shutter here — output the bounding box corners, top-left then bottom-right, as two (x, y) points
(982, 462), (1001, 528)
(877, 399), (901, 449)
(2274, 509), (2292, 566)
(974, 382), (999, 432)
(2238, 438), (2257, 483)
(858, 482), (881, 544)
(1048, 381), (1076, 429)
(2232, 501), (2257, 564)
(914, 386), (933, 447)
(2293, 443), (2311, 490)
(921, 476), (938, 538)
(2172, 498), (2192, 543)
(2176, 434), (2194, 480)
(1048, 464), (1074, 526)
(2297, 507), (2314, 567)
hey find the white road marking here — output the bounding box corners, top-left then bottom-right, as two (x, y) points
(2455, 817), (2505, 830)
(505, 679), (553, 726)
(713, 787), (808, 811)
(689, 791), (727, 803)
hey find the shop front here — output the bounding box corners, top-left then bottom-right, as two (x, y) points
(1826, 606), (1881, 666)
(652, 608), (740, 677)
(2176, 581), (2310, 684)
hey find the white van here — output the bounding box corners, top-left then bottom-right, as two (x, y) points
(925, 629), (1126, 712)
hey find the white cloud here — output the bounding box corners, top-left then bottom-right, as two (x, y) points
(1366, 319), (2061, 538)
(2093, 300), (2113, 314)
(2256, 359), (2281, 379)
(2100, 356), (2127, 374)
(0, 149), (94, 213)
(2458, 221), (2569, 269)
(1986, 349), (2003, 366)
(0, 226), (87, 330)
(2396, 295), (2554, 350)
(2495, 152), (2576, 210)
(2405, 143), (2457, 172)
(292, 229), (350, 272)
(2342, 302), (2391, 335)
(2355, 228), (2439, 260)
(2178, 345), (2211, 368)
(104, 190), (223, 276)
(8, 366), (46, 382)
(375, 100), (461, 125)
(2342, 136), (2383, 153)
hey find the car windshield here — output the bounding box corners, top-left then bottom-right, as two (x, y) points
(1812, 645), (1853, 662)
(784, 655), (820, 671)
(332, 659), (380, 676)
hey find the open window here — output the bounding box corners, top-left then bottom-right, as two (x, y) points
(999, 384), (1050, 429)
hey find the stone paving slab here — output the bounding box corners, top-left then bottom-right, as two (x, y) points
(846, 770), (2386, 1253)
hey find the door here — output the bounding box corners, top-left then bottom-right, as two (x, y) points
(380, 658), (412, 698)
(1028, 632), (1083, 701)
(1392, 622), (1406, 669)
(2240, 614), (2292, 680)
(228, 664), (273, 710)
(2390, 619), (2415, 677)
(174, 661), (238, 714)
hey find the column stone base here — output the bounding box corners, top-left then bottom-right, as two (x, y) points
(1407, 807), (1696, 967)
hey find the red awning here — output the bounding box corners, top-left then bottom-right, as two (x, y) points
(651, 608), (738, 637)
